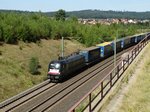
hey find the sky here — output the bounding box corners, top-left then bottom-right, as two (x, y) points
(0, 0), (150, 12)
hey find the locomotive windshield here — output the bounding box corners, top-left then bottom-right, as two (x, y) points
(50, 63), (61, 69)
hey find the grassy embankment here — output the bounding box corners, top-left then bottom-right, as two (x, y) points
(117, 43), (150, 112)
(0, 39), (84, 102)
(98, 42), (150, 112)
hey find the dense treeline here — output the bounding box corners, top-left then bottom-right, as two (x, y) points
(46, 10), (150, 20)
(1, 9), (150, 19)
(0, 11), (149, 46)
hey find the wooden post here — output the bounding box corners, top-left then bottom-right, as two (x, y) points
(135, 47), (137, 56)
(138, 44), (139, 53)
(123, 60), (125, 71)
(139, 44), (141, 51)
(128, 55), (129, 65)
(132, 51), (133, 61)
(142, 42), (144, 48)
(110, 73), (112, 87)
(101, 82), (103, 99)
(117, 66), (119, 78)
(89, 93), (92, 112)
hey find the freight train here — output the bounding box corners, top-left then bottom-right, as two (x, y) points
(47, 33), (149, 82)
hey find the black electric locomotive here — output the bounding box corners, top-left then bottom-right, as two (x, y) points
(48, 53), (85, 82)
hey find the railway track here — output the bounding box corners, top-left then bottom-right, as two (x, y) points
(0, 46), (134, 112)
(0, 80), (57, 111)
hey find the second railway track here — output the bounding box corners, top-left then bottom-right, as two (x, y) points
(0, 46), (134, 112)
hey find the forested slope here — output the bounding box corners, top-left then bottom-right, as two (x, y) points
(46, 10), (150, 19)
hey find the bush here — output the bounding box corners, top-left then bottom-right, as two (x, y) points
(29, 57), (40, 75)
(0, 11), (148, 46)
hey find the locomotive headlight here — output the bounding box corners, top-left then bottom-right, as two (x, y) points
(55, 63), (60, 69)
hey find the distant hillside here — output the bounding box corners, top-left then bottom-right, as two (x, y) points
(46, 10), (150, 20)
(1, 9), (150, 19)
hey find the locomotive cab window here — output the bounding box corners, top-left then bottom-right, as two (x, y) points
(50, 63), (61, 69)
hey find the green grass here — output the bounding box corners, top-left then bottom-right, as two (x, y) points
(0, 39), (84, 102)
(118, 43), (150, 112)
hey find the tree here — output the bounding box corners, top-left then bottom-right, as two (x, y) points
(69, 16), (78, 22)
(29, 57), (40, 75)
(55, 9), (66, 21)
